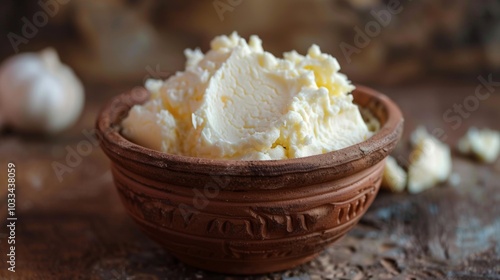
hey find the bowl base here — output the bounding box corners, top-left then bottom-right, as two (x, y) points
(173, 252), (320, 275)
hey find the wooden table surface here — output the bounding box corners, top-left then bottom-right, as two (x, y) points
(0, 82), (499, 280)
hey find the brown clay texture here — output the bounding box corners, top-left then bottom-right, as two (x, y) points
(96, 85), (404, 274)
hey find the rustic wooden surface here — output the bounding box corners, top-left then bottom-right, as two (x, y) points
(0, 83), (499, 280)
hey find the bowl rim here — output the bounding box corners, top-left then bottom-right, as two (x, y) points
(96, 85), (403, 176)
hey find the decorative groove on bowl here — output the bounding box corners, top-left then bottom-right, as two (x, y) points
(134, 214), (358, 261)
(112, 161), (382, 240)
(111, 158), (382, 202)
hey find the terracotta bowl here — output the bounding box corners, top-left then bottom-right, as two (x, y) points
(96, 85), (403, 275)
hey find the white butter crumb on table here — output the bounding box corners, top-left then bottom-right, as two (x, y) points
(457, 127), (500, 163)
(381, 156), (407, 192)
(407, 126), (452, 194)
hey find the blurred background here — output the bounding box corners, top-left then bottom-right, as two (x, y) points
(1, 1), (500, 279)
(1, 0), (499, 87)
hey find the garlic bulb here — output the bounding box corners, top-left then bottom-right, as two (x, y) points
(0, 48), (84, 133)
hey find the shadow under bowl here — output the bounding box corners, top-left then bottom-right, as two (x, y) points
(96, 85), (404, 275)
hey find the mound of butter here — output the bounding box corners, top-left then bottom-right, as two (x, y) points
(122, 32), (374, 160)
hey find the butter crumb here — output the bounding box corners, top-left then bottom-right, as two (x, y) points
(407, 127), (452, 194)
(381, 156), (407, 192)
(457, 127), (500, 163)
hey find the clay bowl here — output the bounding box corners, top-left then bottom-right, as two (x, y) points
(96, 85), (403, 275)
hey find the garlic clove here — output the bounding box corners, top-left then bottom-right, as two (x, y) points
(0, 58), (43, 129)
(42, 54), (85, 133)
(23, 74), (66, 132)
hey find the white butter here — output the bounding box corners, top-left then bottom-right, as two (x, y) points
(407, 127), (452, 193)
(381, 156), (407, 192)
(457, 127), (500, 163)
(122, 32), (374, 159)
